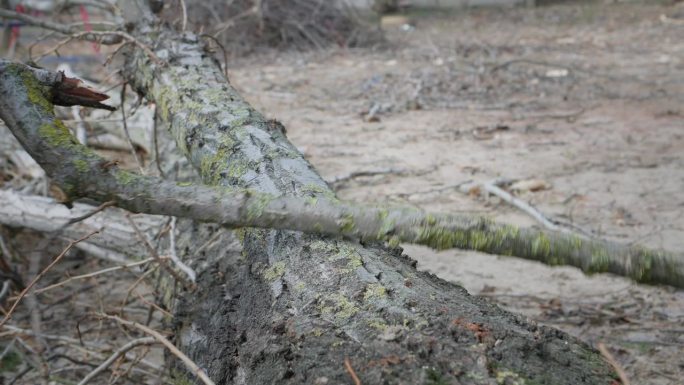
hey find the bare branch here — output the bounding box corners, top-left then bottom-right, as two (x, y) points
(77, 337), (157, 385)
(126, 215), (195, 291)
(97, 314), (216, 385)
(31, 257), (156, 295)
(0, 8), (123, 44)
(0, 231), (99, 328)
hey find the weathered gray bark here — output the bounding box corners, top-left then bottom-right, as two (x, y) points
(115, 5), (616, 385)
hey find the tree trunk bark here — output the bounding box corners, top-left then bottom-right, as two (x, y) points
(114, 5), (617, 385)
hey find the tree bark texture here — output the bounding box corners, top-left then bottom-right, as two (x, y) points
(117, 9), (617, 385)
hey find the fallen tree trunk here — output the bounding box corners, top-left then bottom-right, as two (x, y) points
(117, 4), (617, 384)
(0, 3), (622, 385)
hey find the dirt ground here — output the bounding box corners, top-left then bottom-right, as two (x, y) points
(226, 3), (684, 384)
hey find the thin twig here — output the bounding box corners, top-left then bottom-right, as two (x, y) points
(211, 7), (259, 37)
(0, 8), (120, 41)
(179, 0), (187, 32)
(77, 337), (157, 385)
(152, 105), (165, 177)
(0, 231), (99, 328)
(2, 325), (93, 347)
(31, 258), (156, 295)
(0, 230), (17, 281)
(97, 313), (216, 385)
(0, 280), (10, 303)
(135, 291), (172, 318)
(59, 200), (116, 230)
(120, 83), (145, 174)
(169, 217), (196, 283)
(126, 215), (195, 290)
(465, 180), (567, 234)
(120, 267), (158, 317)
(344, 357), (361, 385)
(597, 342), (630, 385)
(3, 324), (161, 375)
(55, 0), (118, 14)
(329, 168), (407, 185)
(25, 245), (48, 351)
(36, 30), (160, 64)
(111, 342), (152, 384)
(0, 337), (15, 362)
(199, 34), (229, 79)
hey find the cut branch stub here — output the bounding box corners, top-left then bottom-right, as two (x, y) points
(53, 74), (116, 111)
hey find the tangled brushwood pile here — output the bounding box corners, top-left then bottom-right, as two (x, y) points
(170, 0), (384, 53)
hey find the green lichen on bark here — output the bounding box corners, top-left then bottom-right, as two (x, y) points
(302, 183), (338, 201)
(414, 221), (522, 253)
(115, 170), (145, 186)
(367, 319), (388, 331)
(199, 146), (237, 185)
(263, 261), (287, 281)
(38, 121), (79, 148)
(73, 159), (89, 173)
(246, 192), (275, 221)
(587, 243), (611, 273)
(531, 233), (551, 258)
(319, 293), (359, 321)
(376, 208), (394, 239)
(363, 283), (387, 301)
(495, 370), (527, 385)
(227, 158), (249, 179)
(294, 281), (306, 291)
(17, 66), (53, 113)
(322, 243), (363, 273)
(627, 248), (654, 282)
(338, 212), (355, 234)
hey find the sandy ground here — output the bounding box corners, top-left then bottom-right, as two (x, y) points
(227, 3), (684, 384)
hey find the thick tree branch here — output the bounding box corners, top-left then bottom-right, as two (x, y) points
(0, 60), (681, 288)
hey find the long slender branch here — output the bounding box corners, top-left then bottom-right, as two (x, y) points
(0, 9), (123, 45)
(32, 257), (156, 295)
(0, 60), (682, 288)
